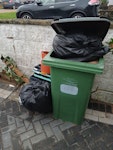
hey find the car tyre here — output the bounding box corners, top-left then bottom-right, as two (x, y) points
(21, 13), (32, 19)
(71, 13), (84, 18)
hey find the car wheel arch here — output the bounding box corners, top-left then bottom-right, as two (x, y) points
(70, 10), (86, 18)
(20, 11), (34, 19)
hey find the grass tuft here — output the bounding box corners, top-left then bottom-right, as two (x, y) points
(0, 12), (16, 19)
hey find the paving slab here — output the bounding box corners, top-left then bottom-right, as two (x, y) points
(0, 81), (113, 150)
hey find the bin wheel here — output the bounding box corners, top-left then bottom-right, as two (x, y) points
(21, 13), (32, 19)
(71, 13), (84, 18)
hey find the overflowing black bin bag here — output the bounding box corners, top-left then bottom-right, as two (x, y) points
(19, 76), (52, 113)
(52, 33), (110, 62)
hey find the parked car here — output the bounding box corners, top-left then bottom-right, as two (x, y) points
(23, 0), (34, 4)
(2, 0), (22, 9)
(16, 0), (99, 19)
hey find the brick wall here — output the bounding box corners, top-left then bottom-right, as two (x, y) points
(0, 20), (113, 104)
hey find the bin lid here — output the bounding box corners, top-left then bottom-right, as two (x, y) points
(51, 17), (110, 40)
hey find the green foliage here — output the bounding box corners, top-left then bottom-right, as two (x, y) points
(106, 38), (113, 54)
(4, 56), (17, 67)
(100, 0), (108, 9)
(1, 55), (24, 84)
(3, 66), (23, 84)
(0, 12), (16, 19)
(101, 0), (108, 3)
(108, 38), (113, 45)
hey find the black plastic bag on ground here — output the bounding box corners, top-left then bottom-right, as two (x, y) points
(19, 76), (52, 113)
(52, 33), (110, 61)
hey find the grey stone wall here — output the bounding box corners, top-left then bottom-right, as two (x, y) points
(0, 20), (113, 104)
(0, 20), (55, 76)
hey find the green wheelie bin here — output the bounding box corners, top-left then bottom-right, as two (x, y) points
(43, 17), (110, 125)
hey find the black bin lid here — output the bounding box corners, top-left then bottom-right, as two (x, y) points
(51, 17), (110, 40)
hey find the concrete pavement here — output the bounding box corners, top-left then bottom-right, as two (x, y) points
(0, 9), (16, 13)
(0, 80), (113, 150)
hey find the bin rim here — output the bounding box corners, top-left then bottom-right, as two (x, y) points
(51, 17), (110, 24)
(43, 50), (104, 74)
